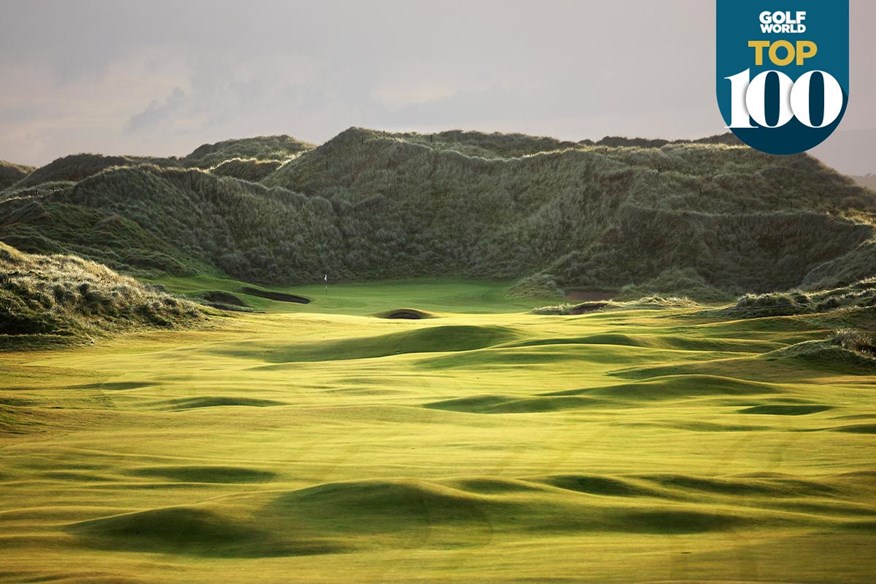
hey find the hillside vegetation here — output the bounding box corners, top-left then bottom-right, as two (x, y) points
(181, 135), (314, 168)
(210, 158), (285, 182)
(0, 241), (205, 347)
(2, 129), (874, 298)
(3, 135), (310, 192)
(0, 160), (35, 190)
(719, 278), (876, 317)
(10, 153), (180, 189)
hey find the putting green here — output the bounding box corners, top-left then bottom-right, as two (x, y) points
(1, 281), (874, 583)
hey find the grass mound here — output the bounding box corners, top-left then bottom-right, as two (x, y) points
(210, 158), (283, 182)
(541, 475), (656, 498)
(720, 279), (876, 318)
(724, 291), (815, 317)
(182, 135), (314, 169)
(0, 241), (205, 345)
(832, 424), (876, 434)
(390, 129), (582, 159)
(550, 375), (780, 401)
(765, 329), (876, 372)
(268, 477), (748, 537)
(0, 160), (35, 190)
(270, 479), (494, 532)
(532, 301), (622, 315)
(619, 509), (744, 534)
(533, 296), (698, 315)
(11, 154), (177, 188)
(832, 328), (876, 357)
(624, 296), (701, 309)
(130, 466), (277, 483)
(739, 404), (832, 416)
(70, 506), (335, 557)
(210, 158), (284, 182)
(617, 268), (730, 301)
(161, 397), (285, 410)
(373, 308), (435, 320)
(803, 239), (876, 290)
(506, 274), (565, 299)
(13, 154), (129, 188)
(2, 164), (345, 281)
(240, 286), (310, 303)
(425, 394), (599, 414)
(261, 325), (517, 363)
(425, 374), (781, 414)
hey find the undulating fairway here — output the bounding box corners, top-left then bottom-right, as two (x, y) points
(1, 281), (874, 583)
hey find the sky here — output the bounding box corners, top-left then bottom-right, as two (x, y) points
(0, 0), (873, 174)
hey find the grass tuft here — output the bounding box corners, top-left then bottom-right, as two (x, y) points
(0, 241), (206, 346)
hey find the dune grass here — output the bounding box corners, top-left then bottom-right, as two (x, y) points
(0, 242), (206, 347)
(181, 135), (314, 169)
(0, 280), (874, 582)
(3, 129), (874, 298)
(0, 160), (34, 190)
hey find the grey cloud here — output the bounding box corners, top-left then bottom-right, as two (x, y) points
(126, 87), (187, 133)
(0, 0), (872, 172)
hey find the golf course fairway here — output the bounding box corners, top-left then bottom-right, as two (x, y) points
(1, 281), (874, 583)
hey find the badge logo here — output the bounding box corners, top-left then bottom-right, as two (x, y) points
(716, 1), (849, 155)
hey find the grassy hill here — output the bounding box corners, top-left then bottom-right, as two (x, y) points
(210, 158), (285, 182)
(181, 135), (315, 169)
(1, 129), (874, 298)
(0, 161), (35, 190)
(0, 241), (205, 347)
(0, 164), (346, 282)
(263, 128), (875, 295)
(10, 153), (181, 190)
(4, 135), (312, 193)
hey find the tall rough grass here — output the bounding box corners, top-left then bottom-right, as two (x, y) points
(0, 161), (35, 190)
(12, 154), (179, 189)
(182, 135), (314, 169)
(2, 129), (874, 298)
(831, 329), (876, 357)
(210, 158), (285, 182)
(0, 242), (205, 344)
(720, 278), (876, 318)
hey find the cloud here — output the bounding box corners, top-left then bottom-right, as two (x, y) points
(0, 0), (872, 172)
(126, 87), (187, 133)
(371, 83), (458, 109)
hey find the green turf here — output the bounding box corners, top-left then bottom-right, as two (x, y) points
(0, 280), (874, 583)
(154, 274), (563, 314)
